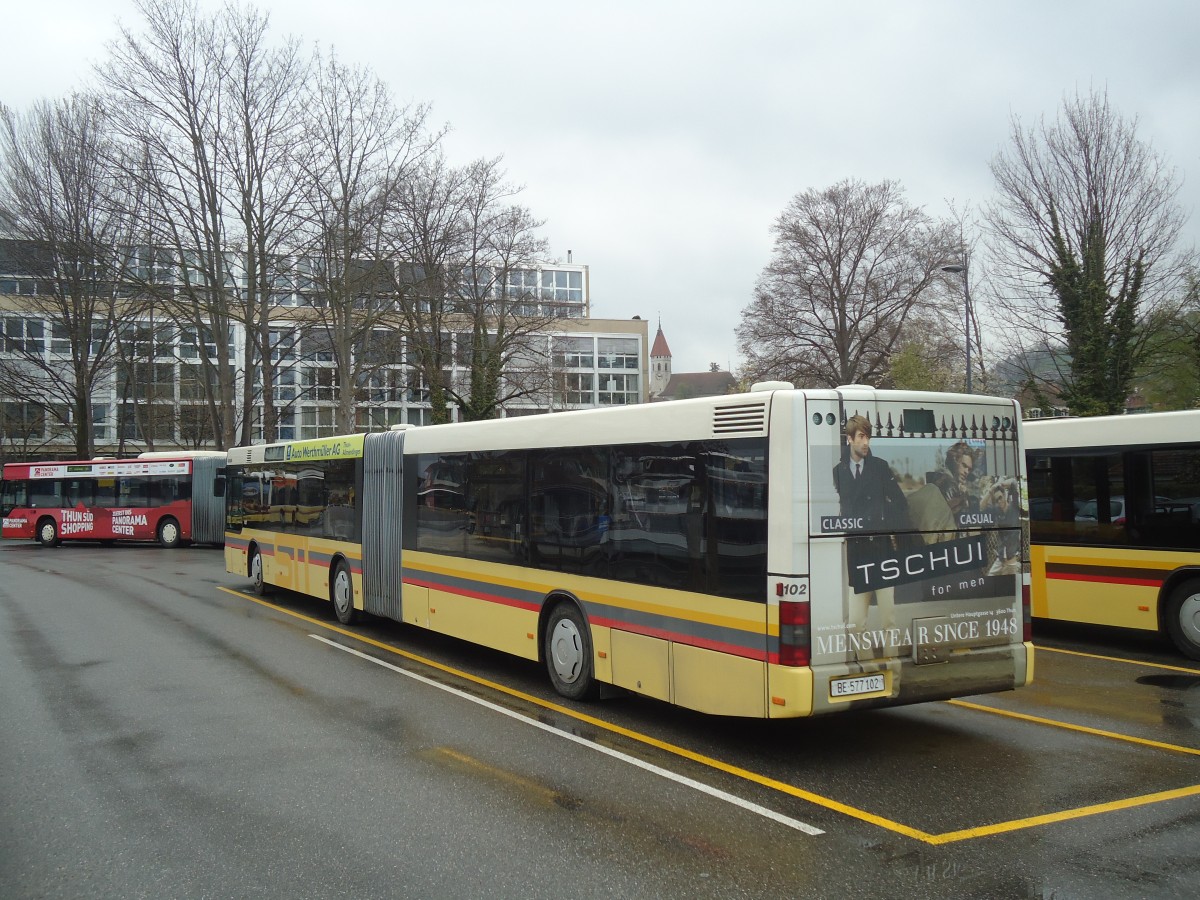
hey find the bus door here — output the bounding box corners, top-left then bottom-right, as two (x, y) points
(266, 470), (296, 589)
(1, 472), (34, 538)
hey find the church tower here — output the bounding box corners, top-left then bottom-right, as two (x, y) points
(649, 320), (672, 398)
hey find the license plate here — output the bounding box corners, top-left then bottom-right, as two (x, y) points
(829, 673), (886, 698)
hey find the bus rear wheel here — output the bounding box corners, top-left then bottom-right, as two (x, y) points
(331, 559), (358, 625)
(545, 602), (599, 701)
(158, 516), (182, 549)
(250, 548), (271, 596)
(1165, 578), (1200, 660)
(36, 518), (59, 548)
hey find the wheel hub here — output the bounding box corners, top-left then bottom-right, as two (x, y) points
(550, 619), (583, 684)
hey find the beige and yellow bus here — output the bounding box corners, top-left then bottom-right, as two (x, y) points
(225, 384), (1032, 717)
(1026, 409), (1200, 659)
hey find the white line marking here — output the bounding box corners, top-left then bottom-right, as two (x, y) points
(310, 634), (824, 835)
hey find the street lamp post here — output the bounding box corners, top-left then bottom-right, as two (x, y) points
(941, 263), (971, 393)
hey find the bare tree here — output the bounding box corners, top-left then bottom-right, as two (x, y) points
(391, 155), (555, 422)
(886, 317), (963, 392)
(0, 96), (128, 458)
(390, 152), (467, 424)
(1138, 267), (1200, 409)
(99, 0), (321, 446)
(218, 4), (311, 445)
(737, 179), (958, 388)
(987, 88), (1191, 415)
(98, 0), (243, 447)
(448, 159), (553, 421)
(294, 50), (442, 433)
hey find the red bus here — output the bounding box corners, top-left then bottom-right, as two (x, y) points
(1, 453), (226, 548)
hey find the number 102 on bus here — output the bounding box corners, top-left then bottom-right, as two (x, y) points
(774, 577), (809, 599)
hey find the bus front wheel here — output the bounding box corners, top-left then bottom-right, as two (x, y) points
(545, 602), (599, 701)
(36, 518), (59, 548)
(158, 517), (182, 549)
(1165, 579), (1200, 660)
(331, 560), (358, 625)
(250, 548), (271, 596)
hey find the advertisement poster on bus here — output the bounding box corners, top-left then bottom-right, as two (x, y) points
(2, 505), (165, 541)
(807, 409), (1024, 665)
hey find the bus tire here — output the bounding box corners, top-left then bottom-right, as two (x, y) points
(36, 518), (59, 548)
(545, 602), (599, 701)
(158, 517), (182, 549)
(1165, 578), (1200, 660)
(331, 559), (358, 625)
(250, 548), (271, 596)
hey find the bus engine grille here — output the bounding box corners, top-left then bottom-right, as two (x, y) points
(713, 403), (767, 435)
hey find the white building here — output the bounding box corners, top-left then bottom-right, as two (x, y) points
(0, 244), (650, 457)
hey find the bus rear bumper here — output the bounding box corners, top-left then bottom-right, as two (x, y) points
(775, 641), (1032, 717)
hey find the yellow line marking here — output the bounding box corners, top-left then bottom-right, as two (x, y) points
(433, 746), (564, 807)
(948, 699), (1200, 756)
(927, 784), (1200, 844)
(1034, 643), (1200, 674)
(219, 585), (1200, 844)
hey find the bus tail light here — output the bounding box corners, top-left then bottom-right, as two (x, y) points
(779, 599), (811, 667)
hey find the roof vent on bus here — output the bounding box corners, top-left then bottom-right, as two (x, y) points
(751, 380), (793, 392)
(389, 424), (415, 431)
(713, 402), (767, 434)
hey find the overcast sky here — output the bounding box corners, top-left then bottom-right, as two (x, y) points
(5, 0), (1199, 373)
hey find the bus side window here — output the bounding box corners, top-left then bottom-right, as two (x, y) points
(157, 476), (184, 507)
(119, 478), (151, 508)
(30, 479), (63, 509)
(1145, 447), (1200, 549)
(94, 478), (118, 507)
(1, 478), (29, 515)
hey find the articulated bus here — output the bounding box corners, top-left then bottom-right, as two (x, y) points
(1025, 410), (1200, 659)
(1, 452), (226, 548)
(225, 384), (1032, 718)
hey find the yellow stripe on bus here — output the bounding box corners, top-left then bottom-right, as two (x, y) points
(405, 551), (769, 635)
(1037, 546), (1197, 571)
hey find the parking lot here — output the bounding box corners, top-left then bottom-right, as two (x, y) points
(3, 543), (1199, 898)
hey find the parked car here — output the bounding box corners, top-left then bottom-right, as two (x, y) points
(1075, 495), (1172, 524)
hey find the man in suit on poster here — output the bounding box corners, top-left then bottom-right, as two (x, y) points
(832, 415), (910, 634)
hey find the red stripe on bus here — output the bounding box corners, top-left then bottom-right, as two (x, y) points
(1045, 571), (1163, 588)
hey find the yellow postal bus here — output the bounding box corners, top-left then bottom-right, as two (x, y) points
(1026, 410), (1200, 658)
(225, 384), (1032, 717)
